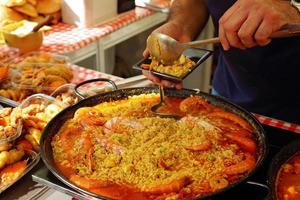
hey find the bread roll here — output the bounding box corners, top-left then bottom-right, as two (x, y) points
(36, 0), (61, 14)
(26, 0), (37, 6)
(0, 6), (25, 22)
(0, 0), (26, 7)
(13, 2), (38, 17)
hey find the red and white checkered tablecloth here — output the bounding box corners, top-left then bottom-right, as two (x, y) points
(0, 7), (153, 55)
(41, 7), (153, 54)
(254, 113), (300, 134)
(72, 65), (123, 84)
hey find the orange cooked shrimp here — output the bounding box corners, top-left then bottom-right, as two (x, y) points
(179, 116), (218, 132)
(103, 116), (144, 135)
(185, 141), (212, 151)
(74, 107), (106, 127)
(143, 176), (192, 194)
(56, 126), (83, 161)
(223, 153), (256, 175)
(179, 96), (213, 114)
(224, 132), (257, 154)
(93, 133), (125, 155)
(206, 111), (253, 132)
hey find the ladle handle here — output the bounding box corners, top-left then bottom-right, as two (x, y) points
(32, 15), (53, 32)
(184, 23), (300, 48)
(184, 37), (220, 48)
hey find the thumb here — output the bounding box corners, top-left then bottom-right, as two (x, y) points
(143, 49), (150, 58)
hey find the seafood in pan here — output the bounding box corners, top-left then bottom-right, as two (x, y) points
(52, 94), (259, 200)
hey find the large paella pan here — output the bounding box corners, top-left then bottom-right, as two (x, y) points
(40, 87), (267, 200)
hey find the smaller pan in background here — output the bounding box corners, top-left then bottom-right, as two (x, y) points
(133, 48), (212, 82)
(267, 139), (300, 200)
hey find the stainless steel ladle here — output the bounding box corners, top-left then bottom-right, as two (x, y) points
(151, 85), (181, 119)
(147, 24), (300, 64)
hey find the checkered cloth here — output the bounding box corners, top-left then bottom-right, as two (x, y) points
(254, 113), (300, 134)
(0, 7), (153, 55)
(41, 7), (153, 54)
(72, 65), (122, 84)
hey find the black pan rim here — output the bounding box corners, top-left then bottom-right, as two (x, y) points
(40, 87), (268, 200)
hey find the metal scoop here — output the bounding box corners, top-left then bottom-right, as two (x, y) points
(151, 85), (181, 119)
(147, 24), (300, 64)
(147, 32), (218, 64)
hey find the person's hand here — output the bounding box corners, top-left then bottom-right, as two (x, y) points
(142, 21), (191, 89)
(219, 0), (300, 50)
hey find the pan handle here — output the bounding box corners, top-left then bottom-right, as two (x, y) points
(245, 181), (271, 200)
(74, 78), (118, 99)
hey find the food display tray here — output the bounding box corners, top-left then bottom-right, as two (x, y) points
(133, 48), (212, 82)
(9, 51), (71, 65)
(0, 98), (41, 195)
(32, 125), (300, 200)
(0, 151), (40, 194)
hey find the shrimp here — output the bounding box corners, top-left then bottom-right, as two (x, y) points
(103, 117), (144, 135)
(143, 176), (192, 194)
(224, 132), (257, 154)
(206, 111), (253, 132)
(93, 133), (125, 155)
(179, 96), (213, 114)
(185, 141), (212, 151)
(58, 126), (83, 158)
(74, 107), (106, 127)
(77, 132), (94, 170)
(223, 153), (256, 175)
(179, 116), (219, 132)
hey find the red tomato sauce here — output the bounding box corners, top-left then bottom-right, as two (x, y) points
(277, 153), (300, 200)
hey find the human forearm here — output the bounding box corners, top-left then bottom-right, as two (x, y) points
(168, 0), (209, 40)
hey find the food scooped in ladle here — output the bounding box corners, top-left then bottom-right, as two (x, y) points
(146, 32), (219, 64)
(147, 24), (300, 64)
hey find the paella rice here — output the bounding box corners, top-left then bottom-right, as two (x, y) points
(51, 94), (258, 200)
(142, 55), (195, 77)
